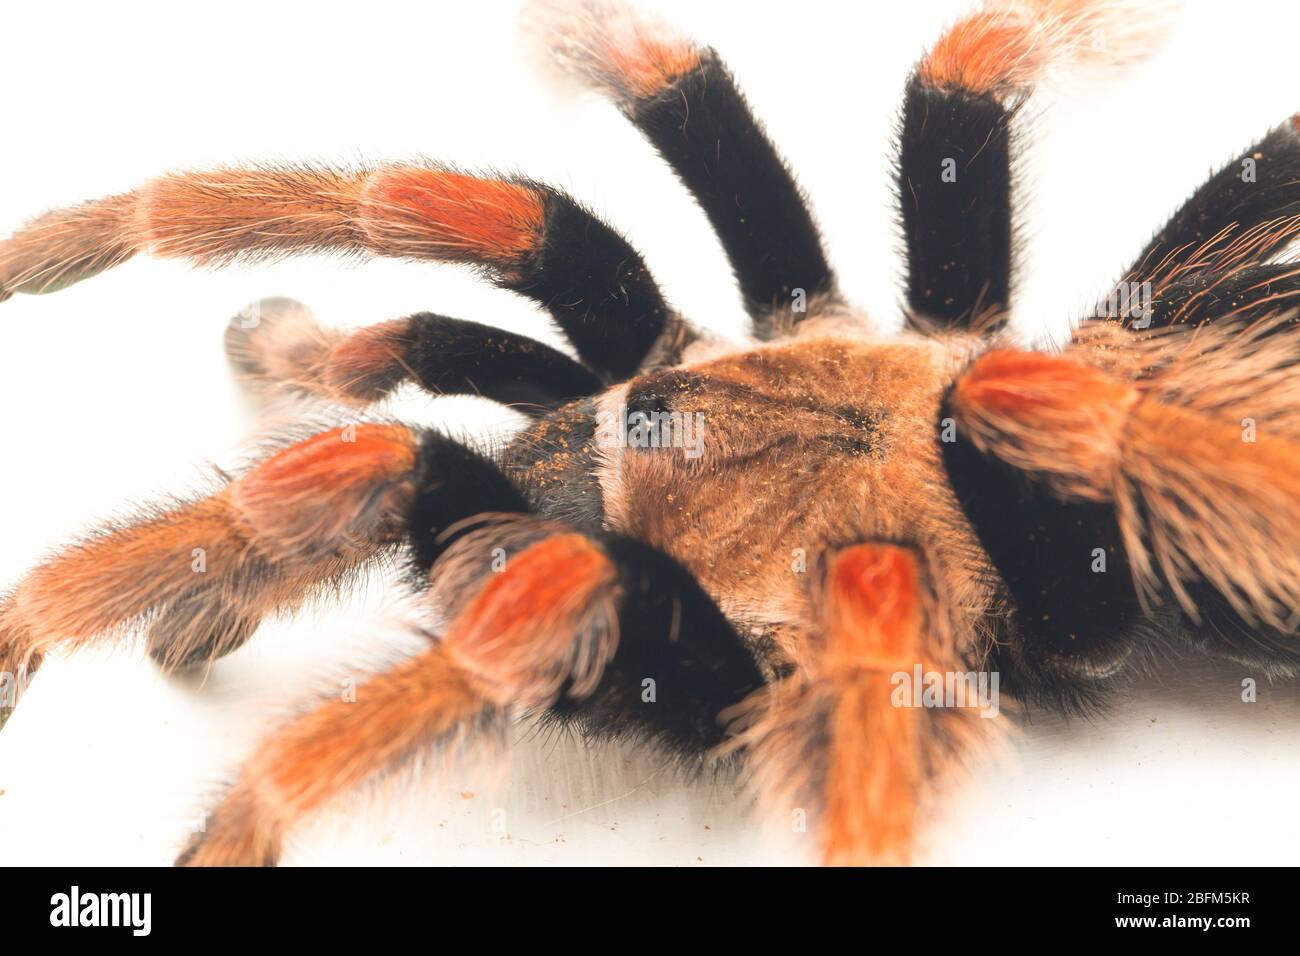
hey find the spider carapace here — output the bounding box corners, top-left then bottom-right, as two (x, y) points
(3, 0), (1300, 865)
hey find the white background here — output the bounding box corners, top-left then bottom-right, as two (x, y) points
(0, 0), (1297, 865)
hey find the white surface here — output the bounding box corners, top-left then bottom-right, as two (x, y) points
(0, 0), (1297, 865)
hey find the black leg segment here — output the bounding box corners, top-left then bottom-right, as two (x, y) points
(506, 189), (676, 381)
(404, 313), (603, 412)
(1126, 118), (1300, 285)
(899, 77), (1014, 332)
(549, 534), (767, 758)
(629, 50), (835, 328)
(406, 432), (533, 576)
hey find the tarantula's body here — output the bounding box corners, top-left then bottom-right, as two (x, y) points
(4, 0), (1300, 866)
(508, 330), (988, 666)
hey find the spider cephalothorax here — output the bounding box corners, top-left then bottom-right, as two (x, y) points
(3, 0), (1300, 866)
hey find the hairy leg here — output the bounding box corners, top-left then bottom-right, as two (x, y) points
(524, 0), (835, 335)
(1124, 118), (1300, 294)
(0, 165), (684, 380)
(179, 521), (765, 865)
(0, 425), (529, 727)
(901, 0), (1172, 333)
(942, 329), (1300, 690)
(226, 298), (603, 415)
(734, 542), (996, 864)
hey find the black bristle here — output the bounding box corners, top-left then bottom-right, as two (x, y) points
(1140, 264), (1300, 330)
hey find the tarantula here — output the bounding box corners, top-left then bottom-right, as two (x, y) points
(2, 0), (1300, 866)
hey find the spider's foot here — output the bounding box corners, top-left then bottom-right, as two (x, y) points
(0, 618), (40, 732)
(225, 296), (326, 382)
(175, 791), (280, 867)
(0, 423), (420, 703)
(174, 834), (277, 868)
(0, 688), (16, 732)
(145, 601), (261, 672)
(225, 297), (410, 404)
(0, 672), (38, 732)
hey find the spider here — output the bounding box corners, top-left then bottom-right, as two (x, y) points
(2, 0), (1300, 867)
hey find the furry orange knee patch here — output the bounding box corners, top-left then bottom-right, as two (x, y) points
(360, 168), (545, 265)
(949, 349), (1137, 500)
(824, 545), (924, 668)
(920, 9), (1049, 96)
(1120, 399), (1300, 629)
(323, 319), (418, 401)
(919, 0), (1173, 99)
(606, 35), (701, 99)
(521, 0), (701, 103)
(224, 301), (416, 404)
(232, 424), (419, 557)
(442, 533), (619, 704)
